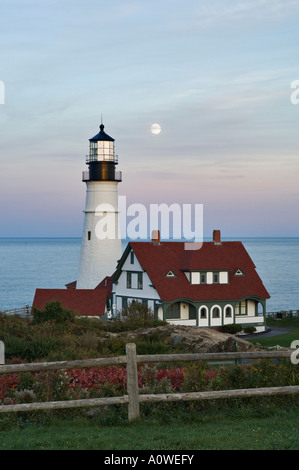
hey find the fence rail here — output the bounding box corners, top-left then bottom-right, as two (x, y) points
(1, 306), (31, 318)
(0, 345), (298, 421)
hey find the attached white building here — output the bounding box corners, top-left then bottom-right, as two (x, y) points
(111, 231), (270, 332)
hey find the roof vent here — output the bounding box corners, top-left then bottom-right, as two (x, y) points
(234, 269), (244, 276)
(166, 270), (176, 278)
(213, 230), (221, 245)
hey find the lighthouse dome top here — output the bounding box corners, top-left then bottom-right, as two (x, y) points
(89, 124), (115, 142)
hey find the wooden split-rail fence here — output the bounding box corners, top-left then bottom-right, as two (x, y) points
(0, 343), (299, 421)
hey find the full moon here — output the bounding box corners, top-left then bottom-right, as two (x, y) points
(151, 123), (161, 135)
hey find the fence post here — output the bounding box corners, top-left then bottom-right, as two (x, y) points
(0, 341), (4, 365)
(126, 343), (140, 422)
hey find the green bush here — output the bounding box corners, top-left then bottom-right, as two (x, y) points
(243, 326), (256, 334)
(214, 359), (299, 391)
(106, 301), (166, 332)
(221, 323), (243, 334)
(27, 336), (63, 362)
(4, 336), (30, 360)
(181, 362), (209, 392)
(0, 314), (31, 341)
(32, 300), (76, 324)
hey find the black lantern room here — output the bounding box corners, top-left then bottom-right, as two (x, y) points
(83, 124), (122, 182)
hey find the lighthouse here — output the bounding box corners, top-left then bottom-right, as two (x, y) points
(76, 123), (122, 289)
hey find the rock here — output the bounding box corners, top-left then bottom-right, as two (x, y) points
(166, 326), (255, 353)
(103, 325), (256, 353)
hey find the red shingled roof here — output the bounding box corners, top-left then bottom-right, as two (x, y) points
(128, 241), (270, 303)
(95, 274), (115, 298)
(32, 288), (108, 316)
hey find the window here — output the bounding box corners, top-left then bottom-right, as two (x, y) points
(200, 307), (208, 319)
(138, 272), (143, 289)
(225, 306), (233, 317)
(236, 301), (246, 315)
(191, 272), (200, 284)
(201, 273), (206, 284)
(122, 297), (128, 312)
(219, 271), (229, 284)
(189, 304), (196, 320)
(130, 251), (134, 264)
(165, 302), (180, 319)
(213, 272), (219, 284)
(89, 141), (97, 159)
(127, 272), (132, 289)
(212, 307), (220, 318)
(87, 231), (91, 240)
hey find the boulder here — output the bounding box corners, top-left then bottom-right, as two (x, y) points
(104, 325), (256, 353)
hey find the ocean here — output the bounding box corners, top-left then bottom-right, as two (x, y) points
(0, 237), (298, 313)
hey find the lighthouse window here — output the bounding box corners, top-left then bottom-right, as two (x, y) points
(90, 142), (97, 158)
(87, 231), (91, 240)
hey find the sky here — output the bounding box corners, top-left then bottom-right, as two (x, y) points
(0, 0), (299, 238)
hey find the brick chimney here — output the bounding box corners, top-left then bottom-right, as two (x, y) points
(213, 230), (221, 245)
(151, 230), (160, 245)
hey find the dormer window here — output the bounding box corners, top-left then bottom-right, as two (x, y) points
(189, 271), (229, 284)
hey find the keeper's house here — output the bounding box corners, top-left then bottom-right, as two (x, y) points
(112, 230), (270, 332)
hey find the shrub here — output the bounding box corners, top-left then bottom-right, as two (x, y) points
(243, 326), (256, 334)
(14, 389), (36, 404)
(76, 331), (99, 351)
(214, 359), (299, 391)
(27, 336), (63, 362)
(221, 323), (243, 334)
(4, 337), (30, 360)
(32, 300), (76, 324)
(181, 362), (209, 392)
(107, 301), (166, 332)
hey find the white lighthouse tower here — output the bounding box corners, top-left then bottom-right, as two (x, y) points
(76, 123), (122, 289)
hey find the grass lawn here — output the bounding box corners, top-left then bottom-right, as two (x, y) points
(0, 406), (299, 450)
(248, 317), (299, 348)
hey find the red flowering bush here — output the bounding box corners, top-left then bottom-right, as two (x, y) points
(0, 374), (19, 401)
(0, 365), (188, 403)
(156, 367), (185, 390)
(66, 366), (128, 397)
